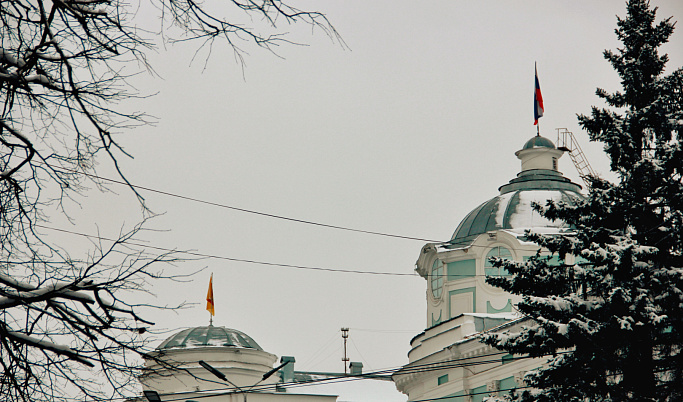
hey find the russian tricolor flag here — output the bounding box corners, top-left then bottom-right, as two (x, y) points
(534, 64), (544, 125)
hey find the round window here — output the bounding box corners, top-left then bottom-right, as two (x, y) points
(431, 259), (444, 299)
(485, 247), (512, 276)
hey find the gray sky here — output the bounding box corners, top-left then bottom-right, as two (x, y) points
(55, 1), (683, 400)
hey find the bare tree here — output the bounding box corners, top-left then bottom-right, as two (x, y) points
(0, 1), (339, 401)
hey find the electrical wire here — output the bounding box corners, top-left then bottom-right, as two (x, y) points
(50, 166), (446, 243)
(139, 351), (556, 401)
(349, 337), (373, 371)
(51, 348), (574, 402)
(39, 223), (574, 279)
(299, 331), (342, 369)
(49, 143), (580, 251)
(35, 224), (420, 277)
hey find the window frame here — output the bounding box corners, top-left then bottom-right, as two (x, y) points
(484, 246), (512, 277)
(431, 259), (444, 299)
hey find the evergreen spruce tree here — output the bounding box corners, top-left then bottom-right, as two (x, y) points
(485, 1), (683, 400)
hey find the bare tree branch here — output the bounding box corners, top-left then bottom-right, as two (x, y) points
(0, 0), (338, 400)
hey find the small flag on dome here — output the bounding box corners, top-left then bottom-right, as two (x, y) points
(206, 273), (215, 316)
(534, 63), (544, 125)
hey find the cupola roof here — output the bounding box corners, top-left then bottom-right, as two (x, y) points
(448, 135), (584, 247)
(157, 325), (263, 350)
(522, 135), (556, 150)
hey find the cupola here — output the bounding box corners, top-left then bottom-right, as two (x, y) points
(140, 325), (279, 395)
(516, 134), (564, 172)
(448, 135), (582, 247)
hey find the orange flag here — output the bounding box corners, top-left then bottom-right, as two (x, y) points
(206, 273), (215, 316)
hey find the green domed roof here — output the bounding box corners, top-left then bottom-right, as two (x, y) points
(449, 133), (584, 247)
(522, 135), (555, 150)
(449, 188), (583, 246)
(157, 326), (263, 350)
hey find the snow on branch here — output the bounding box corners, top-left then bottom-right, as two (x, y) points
(3, 329), (94, 367)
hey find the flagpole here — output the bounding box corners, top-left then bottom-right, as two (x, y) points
(534, 62), (544, 137)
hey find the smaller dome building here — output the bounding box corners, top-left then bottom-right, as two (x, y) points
(140, 325), (280, 394)
(140, 325), (337, 401)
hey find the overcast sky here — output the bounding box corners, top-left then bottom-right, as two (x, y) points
(53, 1), (683, 400)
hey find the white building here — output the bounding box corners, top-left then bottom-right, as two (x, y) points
(139, 325), (339, 401)
(393, 135), (584, 401)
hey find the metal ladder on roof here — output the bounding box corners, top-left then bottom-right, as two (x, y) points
(556, 128), (597, 189)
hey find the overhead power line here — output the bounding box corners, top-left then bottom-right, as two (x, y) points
(59, 348), (571, 402)
(37, 224), (574, 279)
(48, 160), (585, 252)
(51, 166), (446, 243)
(36, 224), (420, 277)
(138, 351), (549, 402)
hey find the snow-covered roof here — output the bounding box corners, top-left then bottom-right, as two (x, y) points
(449, 188), (582, 245)
(157, 325), (263, 350)
(447, 136), (584, 247)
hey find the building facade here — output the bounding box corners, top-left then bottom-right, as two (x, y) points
(393, 135), (584, 401)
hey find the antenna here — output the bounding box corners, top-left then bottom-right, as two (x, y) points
(341, 328), (350, 374)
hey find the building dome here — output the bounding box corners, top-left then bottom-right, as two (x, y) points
(449, 188), (582, 245)
(522, 135), (555, 149)
(157, 325), (263, 350)
(142, 325), (279, 395)
(448, 135), (584, 246)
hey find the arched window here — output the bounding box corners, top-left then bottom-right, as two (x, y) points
(485, 247), (512, 276)
(431, 259), (443, 299)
